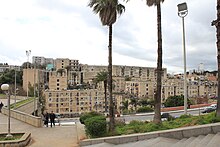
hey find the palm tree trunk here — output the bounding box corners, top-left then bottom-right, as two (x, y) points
(104, 80), (107, 113)
(108, 24), (115, 132)
(216, 0), (220, 117)
(153, 3), (162, 124)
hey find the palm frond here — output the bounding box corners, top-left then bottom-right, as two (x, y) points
(117, 4), (125, 15)
(88, 0), (125, 26)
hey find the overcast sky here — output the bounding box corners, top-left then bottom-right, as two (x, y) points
(0, 0), (217, 74)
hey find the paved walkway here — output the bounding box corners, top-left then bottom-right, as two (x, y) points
(0, 113), (86, 147)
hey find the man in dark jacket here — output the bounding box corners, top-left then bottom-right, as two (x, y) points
(50, 111), (56, 127)
(0, 102), (4, 113)
(44, 112), (49, 127)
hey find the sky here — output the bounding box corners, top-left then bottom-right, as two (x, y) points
(0, 0), (217, 74)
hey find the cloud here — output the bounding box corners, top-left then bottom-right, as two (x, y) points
(0, 0), (217, 74)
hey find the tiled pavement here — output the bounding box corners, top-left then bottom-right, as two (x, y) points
(0, 112), (83, 147)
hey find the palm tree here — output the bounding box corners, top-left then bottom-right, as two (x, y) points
(88, 0), (125, 132)
(146, 0), (164, 124)
(121, 100), (129, 110)
(129, 97), (138, 111)
(94, 71), (108, 113)
(212, 0), (220, 116)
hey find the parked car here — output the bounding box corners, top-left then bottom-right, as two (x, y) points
(201, 106), (216, 113)
(161, 113), (175, 121)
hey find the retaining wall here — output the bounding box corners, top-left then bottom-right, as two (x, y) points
(0, 132), (31, 147)
(80, 122), (220, 146)
(2, 107), (42, 127)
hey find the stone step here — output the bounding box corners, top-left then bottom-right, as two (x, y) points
(206, 132), (220, 147)
(85, 142), (113, 147)
(171, 138), (188, 147)
(152, 137), (179, 147)
(113, 138), (156, 147)
(187, 135), (205, 147)
(115, 138), (154, 147)
(178, 137), (196, 147)
(196, 134), (215, 147)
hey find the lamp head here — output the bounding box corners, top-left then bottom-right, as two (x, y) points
(177, 2), (188, 17)
(1, 84), (9, 91)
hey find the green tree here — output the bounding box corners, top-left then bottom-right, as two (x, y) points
(21, 62), (32, 69)
(164, 95), (191, 107)
(94, 71), (108, 113)
(0, 69), (23, 86)
(146, 0), (164, 124)
(88, 0), (125, 132)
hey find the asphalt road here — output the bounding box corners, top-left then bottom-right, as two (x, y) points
(118, 108), (205, 123)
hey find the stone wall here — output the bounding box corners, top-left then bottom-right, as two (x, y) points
(0, 132), (31, 147)
(2, 107), (42, 127)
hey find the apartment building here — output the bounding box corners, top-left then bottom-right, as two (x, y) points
(32, 56), (54, 66)
(22, 69), (45, 92)
(0, 63), (20, 73)
(48, 70), (68, 91)
(55, 58), (79, 70)
(44, 89), (123, 116)
(22, 57), (219, 115)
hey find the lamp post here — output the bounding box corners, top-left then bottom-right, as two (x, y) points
(26, 50), (31, 99)
(1, 84), (13, 138)
(14, 69), (19, 109)
(177, 2), (188, 114)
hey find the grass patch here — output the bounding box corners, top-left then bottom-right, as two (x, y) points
(10, 97), (35, 109)
(0, 133), (23, 141)
(0, 94), (6, 98)
(115, 112), (220, 135)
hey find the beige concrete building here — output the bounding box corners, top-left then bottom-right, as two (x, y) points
(48, 70), (68, 91)
(55, 58), (79, 71)
(22, 57), (219, 116)
(44, 89), (123, 116)
(22, 69), (45, 93)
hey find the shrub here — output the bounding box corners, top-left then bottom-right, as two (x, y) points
(179, 114), (192, 119)
(136, 106), (153, 113)
(115, 118), (126, 127)
(79, 111), (102, 124)
(84, 115), (107, 138)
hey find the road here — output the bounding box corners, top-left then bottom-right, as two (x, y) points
(58, 108), (207, 125)
(118, 108), (205, 123)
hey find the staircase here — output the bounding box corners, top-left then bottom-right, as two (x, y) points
(85, 133), (220, 147)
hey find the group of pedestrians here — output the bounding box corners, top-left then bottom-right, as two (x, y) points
(43, 111), (56, 127)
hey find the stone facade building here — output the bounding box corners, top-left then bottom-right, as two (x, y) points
(21, 57), (218, 115)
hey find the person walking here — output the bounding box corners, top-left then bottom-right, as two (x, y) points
(50, 111), (56, 127)
(0, 102), (4, 113)
(44, 112), (49, 127)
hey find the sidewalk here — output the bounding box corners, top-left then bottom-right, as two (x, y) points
(0, 113), (84, 147)
(161, 103), (213, 112)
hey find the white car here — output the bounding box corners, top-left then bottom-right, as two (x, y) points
(210, 104), (217, 109)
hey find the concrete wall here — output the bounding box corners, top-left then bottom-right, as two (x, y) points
(2, 107), (42, 127)
(15, 99), (38, 114)
(80, 122), (220, 146)
(0, 132), (31, 147)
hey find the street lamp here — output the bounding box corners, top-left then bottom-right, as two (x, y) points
(177, 2), (188, 114)
(26, 50), (31, 99)
(1, 84), (13, 138)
